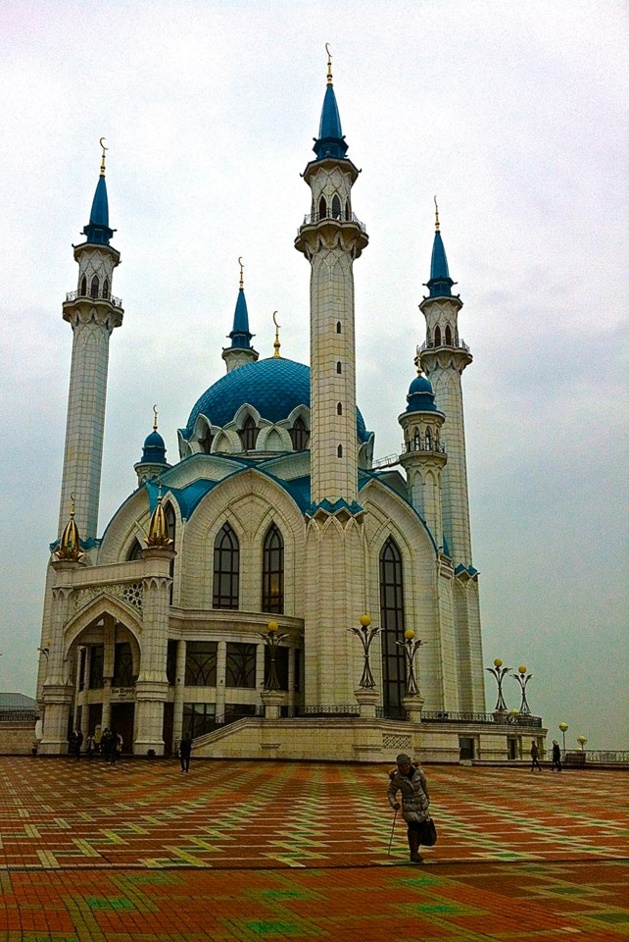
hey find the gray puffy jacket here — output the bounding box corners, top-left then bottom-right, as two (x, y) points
(387, 764), (430, 823)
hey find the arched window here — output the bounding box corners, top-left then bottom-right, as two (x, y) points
(80, 275), (87, 296)
(103, 278), (109, 299)
(200, 425), (213, 454)
(345, 200), (350, 220)
(332, 194), (341, 219)
(336, 321), (342, 334)
(380, 537), (406, 717)
(336, 361), (342, 374)
(127, 539), (143, 561)
(213, 523), (239, 609)
(164, 503), (176, 604)
(90, 275), (99, 299)
(185, 642), (217, 686)
(434, 325), (442, 347)
(262, 523), (284, 614)
(445, 324), (452, 345)
(413, 428), (420, 450)
(337, 402), (343, 416)
(318, 196), (327, 219)
(289, 416), (309, 450)
(337, 444), (343, 457)
(239, 416), (258, 451)
(425, 428), (432, 450)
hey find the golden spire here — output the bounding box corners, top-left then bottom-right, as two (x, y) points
(325, 43), (333, 86)
(238, 257), (244, 290)
(434, 195), (440, 232)
(414, 345), (423, 375)
(272, 311), (281, 358)
(146, 492), (174, 548)
(99, 137), (108, 177)
(55, 495), (83, 561)
(152, 404), (159, 432)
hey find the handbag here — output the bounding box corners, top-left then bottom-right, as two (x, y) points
(419, 817), (437, 846)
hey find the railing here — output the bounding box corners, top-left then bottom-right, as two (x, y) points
(418, 338), (469, 353)
(0, 710), (38, 722)
(65, 290), (123, 309)
(299, 211), (367, 232)
(582, 750), (629, 765)
(420, 710), (543, 728)
(372, 453), (400, 469)
(300, 704), (360, 717)
(401, 439), (447, 455)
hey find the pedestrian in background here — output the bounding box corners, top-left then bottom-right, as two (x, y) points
(530, 739), (542, 771)
(551, 740), (562, 771)
(387, 753), (431, 863)
(179, 734), (192, 773)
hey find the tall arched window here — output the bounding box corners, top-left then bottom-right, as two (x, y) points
(445, 324), (452, 345)
(332, 194), (341, 219)
(103, 277), (109, 299)
(262, 523), (284, 614)
(318, 196), (327, 219)
(380, 537), (406, 718)
(289, 416), (309, 450)
(80, 275), (87, 295)
(336, 321), (342, 334)
(239, 416), (258, 451)
(434, 325), (442, 347)
(337, 402), (343, 416)
(336, 361), (342, 374)
(425, 428), (432, 450)
(90, 275), (99, 299)
(345, 200), (350, 220)
(213, 523), (239, 609)
(337, 444), (343, 457)
(164, 503), (176, 604)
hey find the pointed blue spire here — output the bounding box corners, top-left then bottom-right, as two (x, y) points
(82, 142), (114, 245)
(313, 47), (348, 160)
(228, 287), (253, 349)
(425, 200), (454, 298)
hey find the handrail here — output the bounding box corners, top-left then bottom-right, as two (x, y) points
(65, 290), (123, 309)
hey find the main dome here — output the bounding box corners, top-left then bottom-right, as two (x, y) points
(183, 356), (370, 441)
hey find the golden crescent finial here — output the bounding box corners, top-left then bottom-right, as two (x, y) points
(238, 257), (244, 290)
(272, 311), (281, 358)
(153, 404), (158, 431)
(99, 137), (108, 176)
(325, 43), (333, 85)
(70, 494), (76, 517)
(434, 195), (440, 232)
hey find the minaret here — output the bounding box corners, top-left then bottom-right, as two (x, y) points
(134, 406), (170, 485)
(222, 258), (258, 373)
(398, 357), (447, 549)
(419, 202), (473, 564)
(58, 141), (123, 541)
(295, 47), (368, 506)
(296, 51), (369, 709)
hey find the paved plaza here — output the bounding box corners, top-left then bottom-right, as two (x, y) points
(0, 757), (627, 940)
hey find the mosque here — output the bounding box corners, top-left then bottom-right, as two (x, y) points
(36, 56), (545, 762)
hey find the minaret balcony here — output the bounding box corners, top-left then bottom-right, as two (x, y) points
(65, 290), (123, 309)
(418, 338), (469, 354)
(298, 210), (367, 233)
(401, 439), (447, 456)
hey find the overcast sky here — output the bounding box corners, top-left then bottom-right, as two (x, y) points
(1, 0), (627, 750)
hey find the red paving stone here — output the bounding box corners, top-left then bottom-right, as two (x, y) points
(0, 757), (627, 940)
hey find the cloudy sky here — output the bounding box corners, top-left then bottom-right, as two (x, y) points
(1, 0), (627, 750)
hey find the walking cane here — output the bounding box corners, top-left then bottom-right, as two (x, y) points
(387, 808), (398, 856)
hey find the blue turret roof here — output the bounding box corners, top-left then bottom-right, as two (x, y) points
(227, 288), (253, 349)
(313, 83), (348, 160)
(82, 174), (114, 246)
(140, 429), (167, 465)
(404, 372), (439, 414)
(425, 230), (454, 298)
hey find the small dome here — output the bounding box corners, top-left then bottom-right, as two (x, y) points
(140, 430), (167, 465)
(404, 372), (438, 414)
(182, 356), (370, 442)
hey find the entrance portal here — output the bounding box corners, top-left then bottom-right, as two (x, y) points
(110, 702), (135, 755)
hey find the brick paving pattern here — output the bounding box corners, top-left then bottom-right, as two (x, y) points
(0, 757), (627, 940)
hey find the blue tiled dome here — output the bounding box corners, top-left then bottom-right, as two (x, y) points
(183, 357), (370, 441)
(140, 430), (167, 464)
(405, 373), (439, 414)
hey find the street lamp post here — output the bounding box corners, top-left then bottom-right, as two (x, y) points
(348, 614), (381, 689)
(396, 629), (423, 698)
(577, 735), (588, 751)
(486, 658), (511, 712)
(559, 722), (569, 754)
(258, 621), (288, 691)
(511, 665), (533, 715)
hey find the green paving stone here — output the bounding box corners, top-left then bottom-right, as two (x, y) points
(85, 896), (136, 911)
(592, 912), (629, 923)
(416, 902), (466, 914)
(245, 921), (302, 935)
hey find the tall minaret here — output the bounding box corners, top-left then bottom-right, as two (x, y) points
(222, 258), (258, 373)
(58, 141), (123, 541)
(419, 202), (473, 564)
(295, 47), (368, 506)
(296, 51), (369, 708)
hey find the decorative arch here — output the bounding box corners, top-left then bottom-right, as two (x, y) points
(445, 324), (452, 345)
(262, 522), (284, 614)
(63, 594), (143, 659)
(90, 275), (99, 299)
(239, 415), (258, 451)
(332, 194), (341, 219)
(103, 277), (109, 300)
(318, 195), (327, 219)
(213, 522), (239, 609)
(80, 275), (87, 295)
(289, 416), (309, 451)
(379, 536), (406, 718)
(434, 325), (442, 347)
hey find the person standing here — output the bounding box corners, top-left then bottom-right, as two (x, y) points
(85, 732), (95, 760)
(387, 753), (431, 863)
(551, 740), (562, 772)
(179, 734), (192, 773)
(530, 739), (542, 771)
(74, 729), (84, 759)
